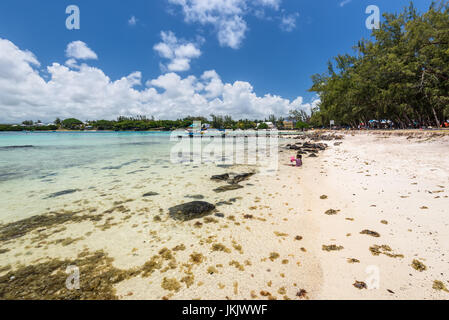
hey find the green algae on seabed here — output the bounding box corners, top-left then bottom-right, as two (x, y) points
(0, 250), (140, 300)
(0, 210), (104, 242)
(411, 259), (427, 272)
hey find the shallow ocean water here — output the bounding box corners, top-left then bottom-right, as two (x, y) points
(0, 131), (269, 223)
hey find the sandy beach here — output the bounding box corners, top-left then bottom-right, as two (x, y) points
(0, 130), (448, 300)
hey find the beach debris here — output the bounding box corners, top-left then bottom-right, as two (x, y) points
(193, 221), (203, 228)
(320, 195), (328, 199)
(260, 290), (272, 297)
(211, 243), (231, 253)
(161, 277), (181, 292)
(294, 236), (303, 241)
(143, 192), (159, 197)
(380, 220), (388, 225)
(185, 194), (205, 200)
(207, 266), (219, 274)
(213, 185), (244, 193)
(190, 252), (204, 264)
(353, 281), (367, 290)
(420, 206), (429, 210)
(369, 245), (404, 258)
(360, 230), (380, 237)
(296, 289), (308, 299)
(347, 258), (360, 264)
(214, 213), (225, 218)
(274, 231), (289, 237)
(172, 244), (186, 251)
(325, 209), (339, 215)
(44, 189), (79, 199)
(411, 259), (427, 272)
(229, 260), (245, 271)
(432, 280), (449, 292)
(269, 252), (280, 261)
(181, 275), (194, 288)
(168, 201), (215, 221)
(322, 245), (344, 252)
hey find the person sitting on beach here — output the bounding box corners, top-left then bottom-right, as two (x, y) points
(296, 155), (303, 167)
(290, 156), (296, 166)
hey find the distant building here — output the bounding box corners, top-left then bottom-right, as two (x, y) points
(283, 121), (294, 129)
(265, 122), (275, 129)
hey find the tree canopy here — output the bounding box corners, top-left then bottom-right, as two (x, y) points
(309, 1), (449, 128)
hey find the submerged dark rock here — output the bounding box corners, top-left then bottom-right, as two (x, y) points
(168, 201), (216, 221)
(185, 194), (205, 200)
(143, 192), (159, 197)
(213, 185), (244, 193)
(228, 172), (255, 184)
(211, 172), (255, 185)
(44, 189), (79, 199)
(211, 174), (230, 182)
(0, 145), (34, 150)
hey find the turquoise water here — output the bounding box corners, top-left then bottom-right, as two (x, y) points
(0, 131), (274, 223)
(0, 131), (188, 222)
(0, 131), (173, 182)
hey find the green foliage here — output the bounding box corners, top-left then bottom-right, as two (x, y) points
(295, 121), (310, 130)
(61, 118), (83, 129)
(0, 124), (58, 132)
(309, 1), (449, 128)
(258, 122), (269, 130)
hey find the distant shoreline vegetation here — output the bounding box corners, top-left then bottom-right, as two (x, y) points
(0, 115), (310, 132)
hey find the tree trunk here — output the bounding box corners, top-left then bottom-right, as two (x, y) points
(431, 106), (441, 128)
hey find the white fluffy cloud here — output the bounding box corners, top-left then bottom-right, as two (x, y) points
(128, 16), (138, 26)
(65, 41), (98, 60)
(0, 38), (317, 123)
(280, 12), (299, 32)
(168, 0), (285, 49)
(153, 31), (202, 72)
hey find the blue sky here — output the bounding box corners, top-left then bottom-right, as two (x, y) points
(0, 0), (433, 122)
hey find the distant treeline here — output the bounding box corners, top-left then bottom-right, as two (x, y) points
(0, 124), (58, 132)
(0, 114), (309, 132)
(309, 1), (449, 128)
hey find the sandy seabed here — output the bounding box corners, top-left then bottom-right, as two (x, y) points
(0, 130), (448, 300)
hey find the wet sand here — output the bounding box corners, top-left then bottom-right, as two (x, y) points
(1, 131), (448, 300)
